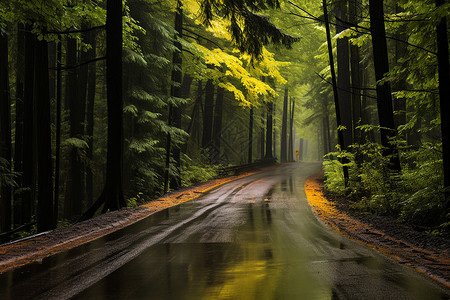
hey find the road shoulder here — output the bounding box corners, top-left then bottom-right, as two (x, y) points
(305, 170), (450, 289)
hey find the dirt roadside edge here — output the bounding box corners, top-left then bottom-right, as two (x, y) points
(304, 170), (450, 289)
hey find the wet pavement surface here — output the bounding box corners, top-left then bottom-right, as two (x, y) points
(1, 162), (449, 299)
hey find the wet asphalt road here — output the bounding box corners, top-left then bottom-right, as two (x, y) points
(1, 162), (449, 300)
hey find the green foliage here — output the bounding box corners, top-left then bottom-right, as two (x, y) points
(180, 154), (219, 187)
(323, 141), (449, 234)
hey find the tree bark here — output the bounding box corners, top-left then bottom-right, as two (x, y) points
(54, 37), (62, 223)
(265, 101), (273, 158)
(368, 0), (401, 172)
(22, 24), (36, 224)
(35, 38), (55, 232)
(202, 78), (214, 152)
(212, 86), (224, 163)
(280, 88), (288, 163)
(248, 107), (253, 163)
(336, 0), (353, 147)
(322, 0), (349, 183)
(435, 0), (450, 207)
(0, 30), (12, 234)
(288, 97), (295, 162)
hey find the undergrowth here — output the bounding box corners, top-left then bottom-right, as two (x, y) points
(323, 141), (450, 236)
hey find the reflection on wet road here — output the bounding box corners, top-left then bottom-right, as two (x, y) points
(1, 163), (449, 299)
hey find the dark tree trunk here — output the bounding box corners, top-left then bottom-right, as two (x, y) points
(248, 107), (253, 164)
(349, 0), (362, 144)
(168, 0), (183, 190)
(202, 78), (214, 151)
(336, 0), (352, 147)
(86, 31), (97, 206)
(22, 24), (36, 224)
(273, 104), (276, 158)
(260, 112), (265, 159)
(212, 86), (224, 163)
(265, 101), (273, 158)
(0, 30), (12, 234)
(54, 37), (62, 222)
(393, 4), (407, 131)
(35, 38), (54, 232)
(280, 88), (288, 163)
(65, 35), (84, 218)
(288, 97), (295, 162)
(435, 0), (450, 207)
(79, 0), (126, 221)
(368, 0), (401, 172)
(322, 0), (349, 183)
(14, 24), (25, 226)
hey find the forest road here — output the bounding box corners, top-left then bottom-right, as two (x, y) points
(1, 162), (449, 299)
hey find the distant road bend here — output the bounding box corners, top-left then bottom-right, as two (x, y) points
(1, 162), (449, 299)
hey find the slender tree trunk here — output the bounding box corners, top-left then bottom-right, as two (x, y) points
(212, 86), (224, 163)
(265, 101), (273, 158)
(260, 112), (265, 159)
(393, 4), (407, 131)
(288, 97), (295, 162)
(248, 107), (253, 164)
(349, 0), (362, 144)
(86, 31), (97, 206)
(273, 103), (276, 158)
(280, 88), (288, 163)
(54, 37), (62, 223)
(336, 0), (353, 147)
(435, 0), (450, 207)
(299, 138), (304, 161)
(22, 24), (36, 224)
(35, 38), (54, 232)
(202, 78), (214, 152)
(323, 0), (349, 183)
(368, 0), (401, 172)
(14, 24), (25, 226)
(0, 30), (12, 234)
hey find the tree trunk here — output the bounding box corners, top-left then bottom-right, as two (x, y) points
(14, 24), (24, 227)
(435, 0), (450, 208)
(202, 78), (214, 152)
(349, 0), (362, 144)
(248, 107), (253, 164)
(35, 38), (55, 232)
(288, 97), (295, 162)
(265, 101), (273, 158)
(86, 31), (97, 206)
(299, 138), (304, 161)
(336, 0), (353, 147)
(0, 30), (12, 234)
(368, 0), (401, 172)
(212, 86), (224, 163)
(22, 24), (36, 224)
(280, 88), (288, 163)
(54, 37), (62, 223)
(260, 112), (265, 159)
(322, 0), (349, 183)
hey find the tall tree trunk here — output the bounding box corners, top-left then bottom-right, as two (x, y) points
(435, 0), (450, 208)
(248, 107), (253, 163)
(368, 0), (401, 172)
(202, 78), (214, 152)
(280, 88), (288, 163)
(0, 30), (12, 234)
(260, 112), (265, 159)
(54, 37), (62, 223)
(349, 0), (362, 144)
(212, 86), (224, 163)
(22, 24), (36, 224)
(79, 0), (126, 221)
(265, 101), (273, 158)
(273, 103), (276, 158)
(336, 0), (353, 147)
(14, 24), (25, 227)
(35, 38), (54, 232)
(168, 0), (183, 190)
(288, 97), (295, 162)
(86, 31), (97, 206)
(65, 36), (84, 218)
(322, 0), (349, 183)
(393, 4), (407, 131)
